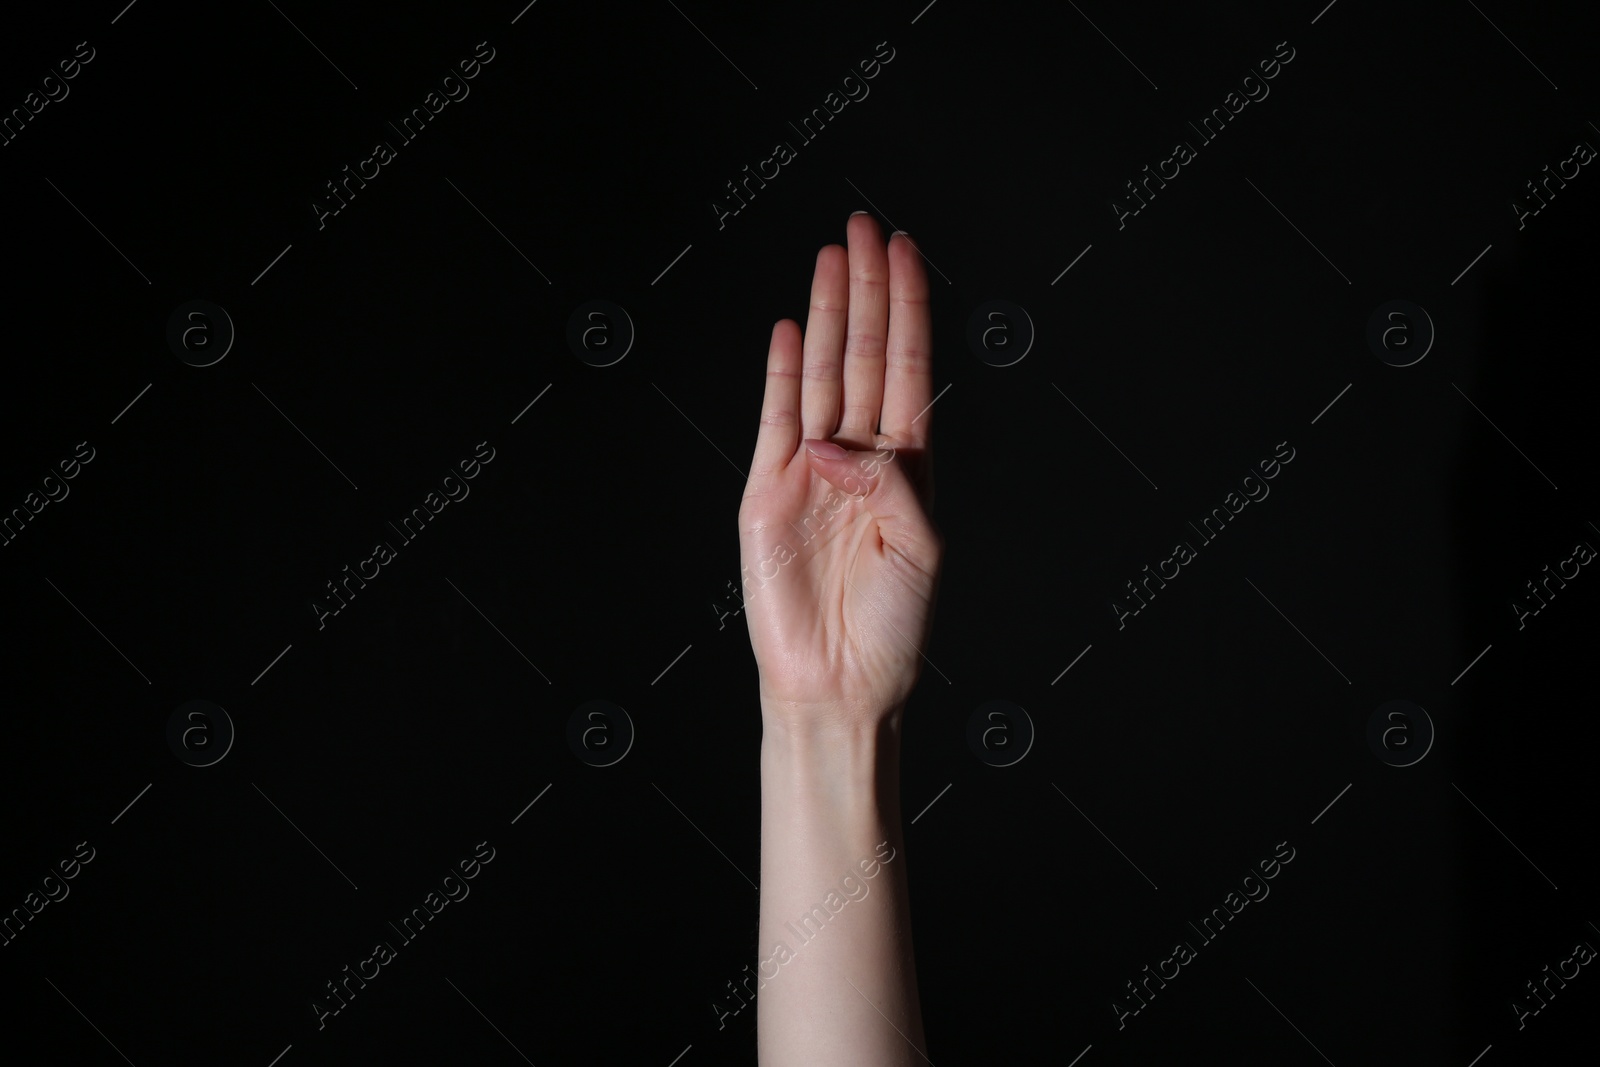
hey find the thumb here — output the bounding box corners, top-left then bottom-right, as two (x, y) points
(801, 438), (933, 555)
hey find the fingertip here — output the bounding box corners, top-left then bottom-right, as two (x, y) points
(887, 231), (928, 282)
(766, 317), (800, 356)
(847, 212), (882, 244)
(802, 438), (848, 460)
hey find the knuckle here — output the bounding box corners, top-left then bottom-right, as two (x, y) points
(845, 331), (885, 354)
(887, 344), (929, 368)
(759, 408), (796, 427)
(841, 401), (878, 425)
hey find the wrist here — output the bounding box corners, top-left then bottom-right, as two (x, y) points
(760, 707), (904, 822)
(760, 692), (904, 726)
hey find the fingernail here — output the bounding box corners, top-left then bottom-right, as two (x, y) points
(804, 438), (848, 460)
(850, 210), (870, 217)
(891, 230), (911, 240)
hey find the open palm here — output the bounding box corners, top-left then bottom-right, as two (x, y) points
(738, 214), (943, 726)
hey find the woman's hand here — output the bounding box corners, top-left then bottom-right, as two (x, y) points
(738, 213), (943, 729)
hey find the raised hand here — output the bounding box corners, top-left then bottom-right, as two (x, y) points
(738, 212), (943, 727)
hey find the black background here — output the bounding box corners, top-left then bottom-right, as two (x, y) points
(2, 1), (1597, 1064)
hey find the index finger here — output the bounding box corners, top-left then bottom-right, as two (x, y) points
(878, 232), (933, 447)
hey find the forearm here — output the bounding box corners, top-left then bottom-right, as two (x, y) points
(755, 706), (927, 1066)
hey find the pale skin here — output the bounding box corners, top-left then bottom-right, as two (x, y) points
(739, 212), (942, 1066)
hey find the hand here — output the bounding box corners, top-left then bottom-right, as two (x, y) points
(738, 213), (943, 728)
